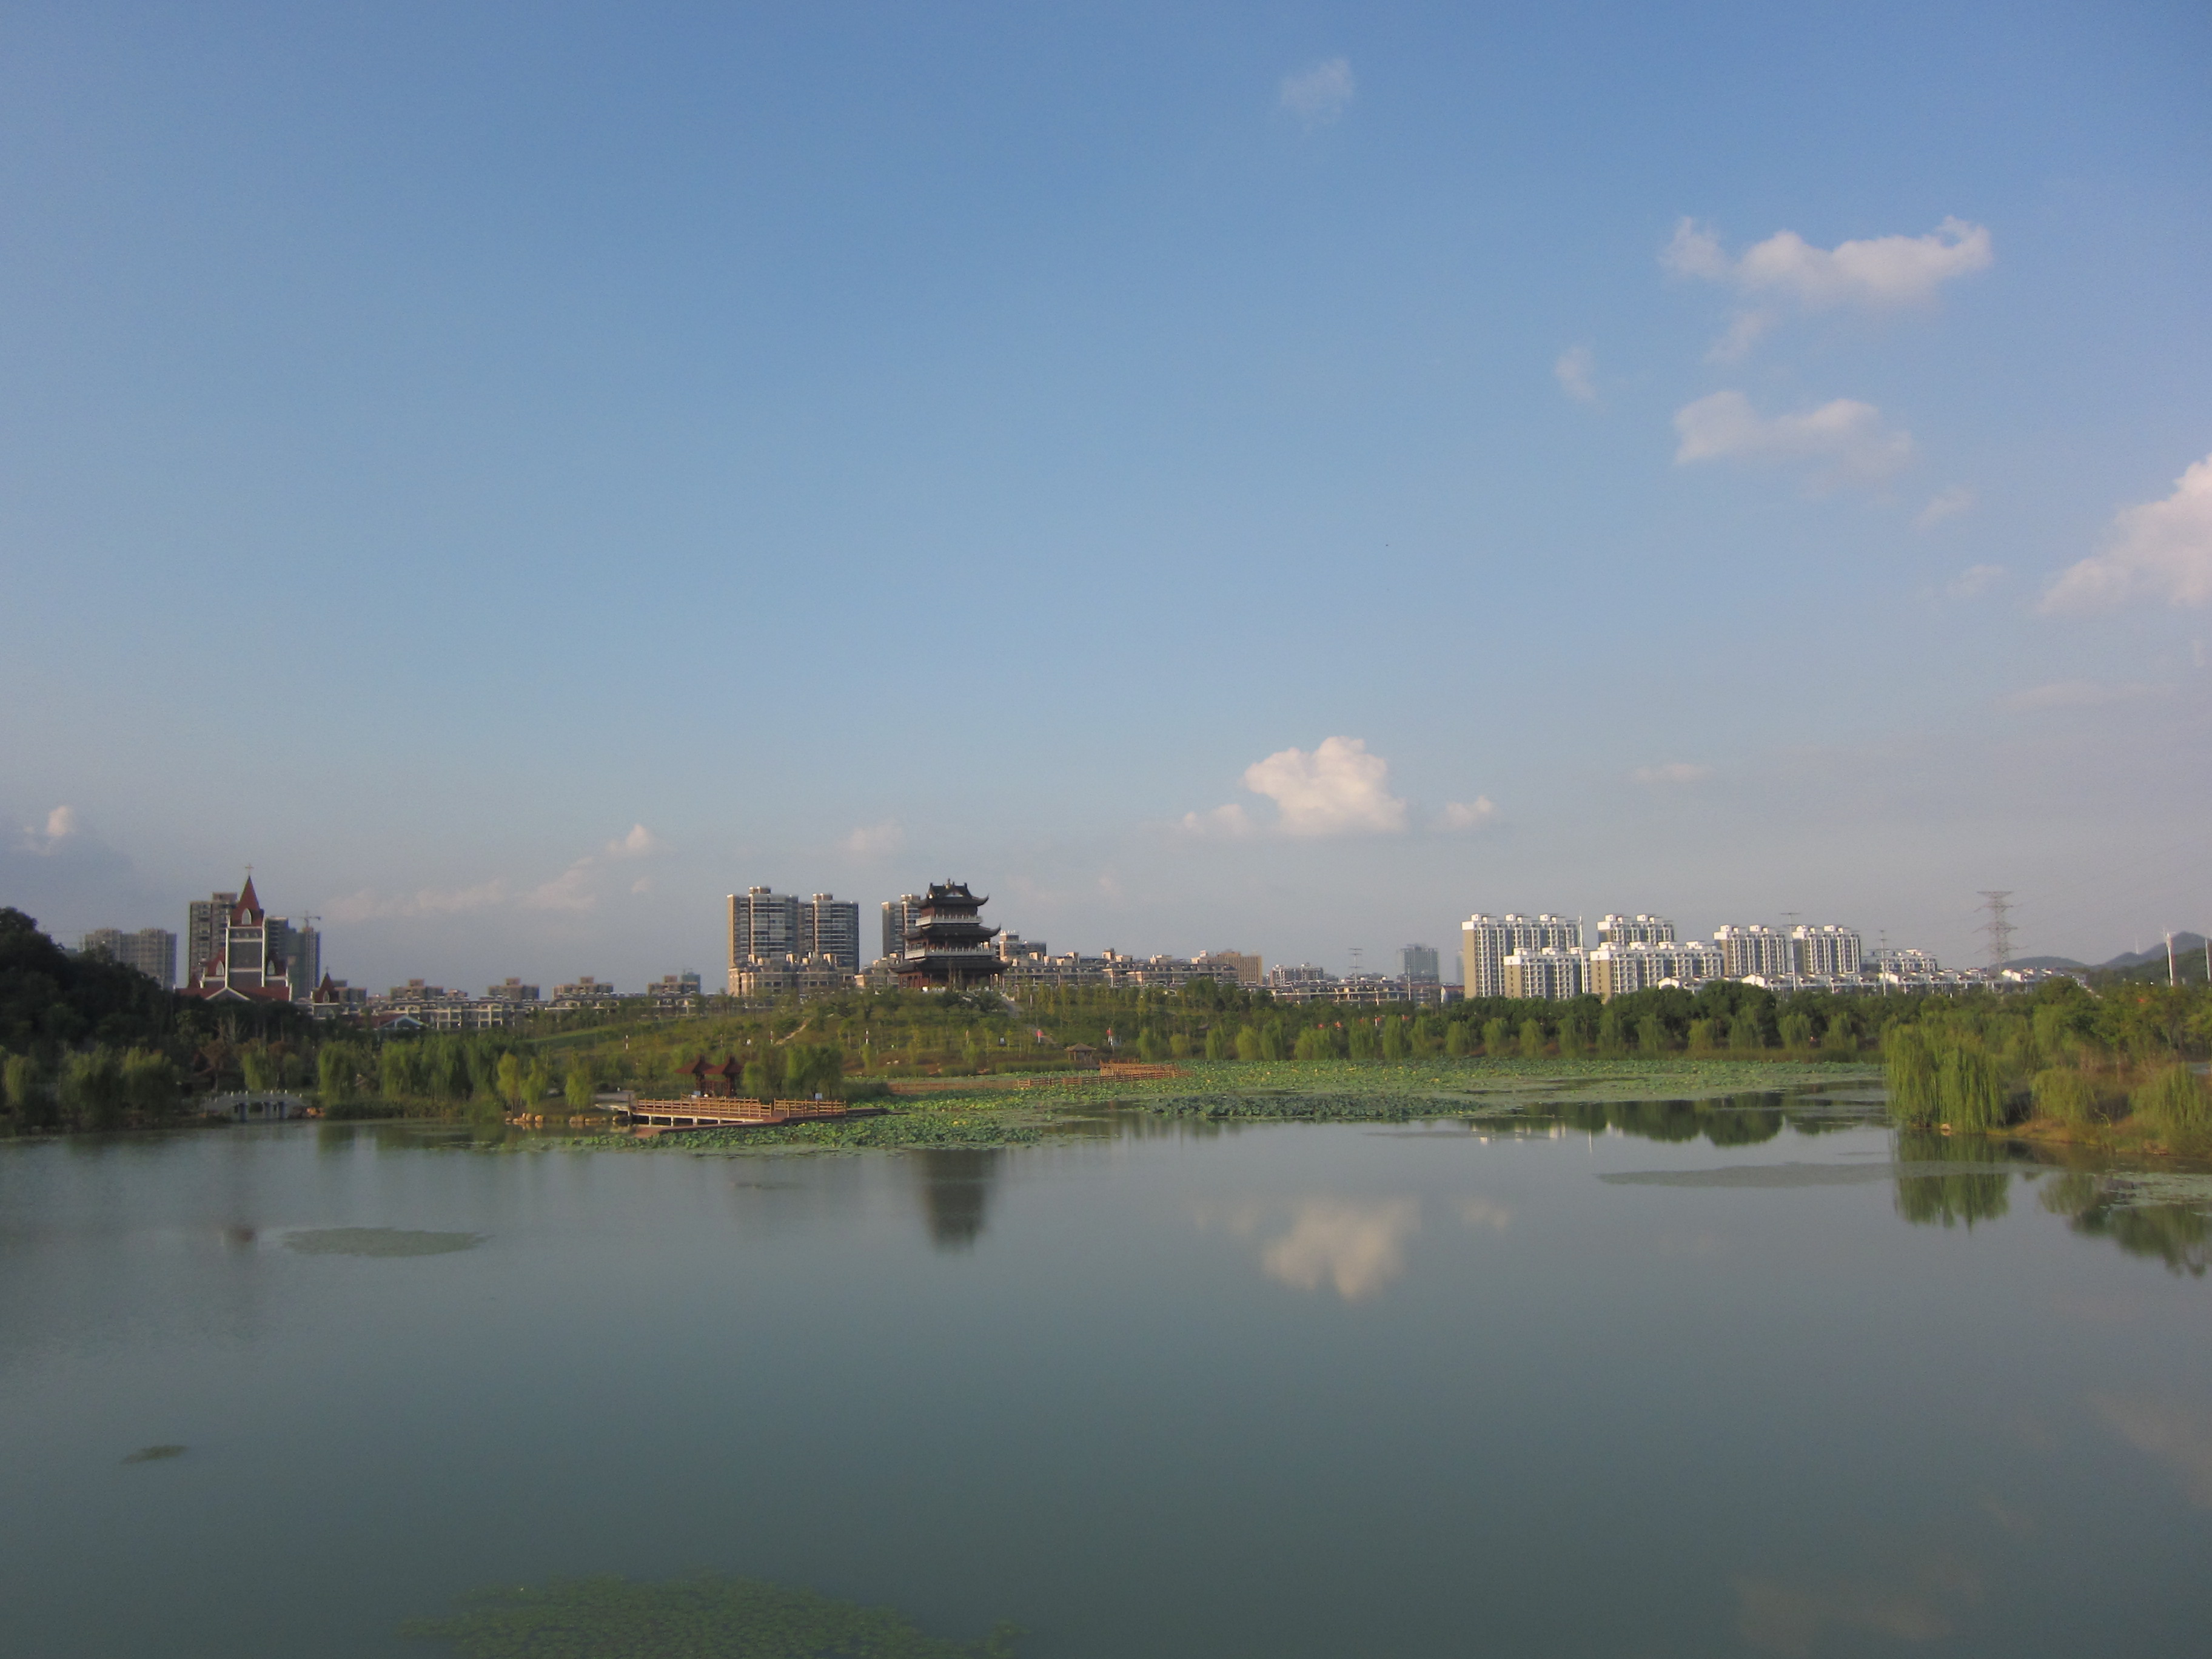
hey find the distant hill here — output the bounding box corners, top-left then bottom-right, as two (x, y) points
(2000, 933), (2204, 979)
(2097, 932), (2207, 971)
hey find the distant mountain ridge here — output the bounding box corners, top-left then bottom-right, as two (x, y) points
(2009, 931), (2206, 975)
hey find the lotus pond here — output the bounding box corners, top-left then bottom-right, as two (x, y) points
(1, 1087), (2208, 1656)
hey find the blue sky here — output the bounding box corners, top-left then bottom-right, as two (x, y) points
(2, 1), (2207, 987)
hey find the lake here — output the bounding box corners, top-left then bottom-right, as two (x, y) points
(2, 1098), (2208, 1657)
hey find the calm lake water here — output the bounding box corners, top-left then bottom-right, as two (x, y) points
(2, 1101), (2209, 1657)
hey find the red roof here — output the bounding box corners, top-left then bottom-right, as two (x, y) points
(232, 875), (264, 925)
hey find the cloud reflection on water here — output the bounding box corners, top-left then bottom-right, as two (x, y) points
(1195, 1196), (1493, 1301)
(1732, 1564), (1974, 1657)
(2091, 1393), (2212, 1507)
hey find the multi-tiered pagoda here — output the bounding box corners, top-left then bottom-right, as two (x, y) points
(896, 881), (1007, 990)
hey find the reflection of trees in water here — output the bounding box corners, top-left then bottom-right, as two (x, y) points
(1556, 1097), (1785, 1147)
(2037, 1173), (2212, 1278)
(909, 1148), (1004, 1251)
(1892, 1131), (2011, 1228)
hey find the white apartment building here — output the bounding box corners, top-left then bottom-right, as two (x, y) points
(1503, 947), (1586, 1000)
(1461, 914), (1581, 997)
(1597, 914), (1676, 947)
(1791, 925), (1863, 977)
(1585, 939), (1723, 999)
(881, 895), (922, 963)
(1712, 924), (1794, 980)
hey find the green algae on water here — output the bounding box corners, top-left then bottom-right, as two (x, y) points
(284, 1228), (485, 1257)
(121, 1444), (186, 1464)
(403, 1572), (1022, 1659)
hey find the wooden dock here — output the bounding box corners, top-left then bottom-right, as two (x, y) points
(615, 1098), (885, 1130)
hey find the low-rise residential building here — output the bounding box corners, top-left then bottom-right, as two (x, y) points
(550, 976), (618, 1008)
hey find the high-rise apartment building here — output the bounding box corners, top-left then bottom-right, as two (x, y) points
(882, 894), (923, 963)
(1597, 914), (1676, 947)
(1461, 914), (1581, 997)
(1401, 944), (1441, 984)
(1791, 925), (1863, 977)
(801, 894), (862, 974)
(80, 927), (178, 989)
(1712, 924), (1794, 981)
(1586, 940), (1723, 999)
(1503, 948), (1586, 1000)
(729, 887), (802, 965)
(187, 893), (238, 978)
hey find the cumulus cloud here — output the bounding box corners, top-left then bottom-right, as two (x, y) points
(843, 819), (906, 857)
(1997, 679), (2156, 712)
(1279, 58), (1354, 125)
(1666, 216), (1991, 309)
(1674, 390), (1914, 489)
(1553, 344), (1598, 404)
(1634, 762), (1714, 786)
(1179, 803), (1256, 839)
(1946, 563), (2006, 599)
(17, 805), (78, 853)
(1442, 797), (1499, 831)
(1917, 486), (1978, 529)
(1242, 737), (1407, 835)
(2041, 453), (2212, 612)
(604, 823), (662, 859)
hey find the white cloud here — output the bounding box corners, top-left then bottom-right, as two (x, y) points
(2041, 453), (2212, 612)
(1279, 58), (1354, 126)
(324, 881), (512, 923)
(1634, 762), (1713, 786)
(1553, 344), (1598, 404)
(1674, 390), (1914, 489)
(1946, 562), (2006, 599)
(1242, 736), (1407, 835)
(17, 805), (78, 853)
(843, 819), (906, 857)
(604, 823), (662, 859)
(1998, 679), (2156, 712)
(1917, 486), (1978, 529)
(1665, 216), (1992, 310)
(1179, 803), (1256, 838)
(325, 822), (659, 923)
(1442, 797), (1499, 831)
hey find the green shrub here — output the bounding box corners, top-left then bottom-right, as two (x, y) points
(1235, 1025), (1261, 1061)
(2030, 1067), (2097, 1127)
(1518, 1018), (1546, 1059)
(2133, 1065), (2210, 1134)
(1686, 1019), (1718, 1055)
